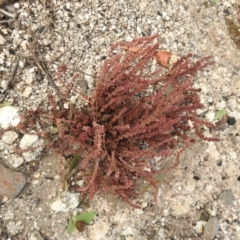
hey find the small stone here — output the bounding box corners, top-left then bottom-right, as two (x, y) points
(70, 95), (77, 104)
(207, 97), (213, 103)
(215, 101), (226, 111)
(33, 172), (40, 179)
(30, 198), (40, 207)
(147, 19), (152, 24)
(169, 52), (178, 67)
(65, 2), (71, 10)
(43, 38), (52, 46)
(205, 202), (217, 217)
(14, 2), (20, 9)
(8, 154), (24, 168)
(63, 102), (69, 109)
(50, 191), (79, 212)
(20, 40), (28, 51)
(87, 216), (109, 239)
(25, 74), (34, 85)
(22, 144), (44, 162)
(0, 163), (26, 199)
(28, 230), (44, 240)
(228, 99), (238, 111)
(206, 111), (215, 121)
(1, 131), (18, 144)
(0, 35), (6, 45)
(137, 26), (142, 34)
(193, 175), (200, 181)
(13, 34), (21, 46)
(4, 211), (14, 220)
(195, 221), (206, 234)
(141, 202), (148, 208)
(77, 79), (88, 94)
(218, 189), (234, 205)
(0, 106), (20, 129)
(76, 180), (84, 186)
(203, 217), (219, 240)
(22, 86), (32, 98)
(19, 60), (24, 68)
(1, 28), (8, 34)
(1, 80), (8, 90)
(139, 1), (148, 10)
(20, 134), (39, 149)
(227, 117), (236, 126)
(6, 220), (23, 236)
(84, 67), (95, 89)
(2, 196), (8, 203)
(20, 135), (44, 162)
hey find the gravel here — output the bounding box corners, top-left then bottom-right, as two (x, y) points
(0, 0), (240, 239)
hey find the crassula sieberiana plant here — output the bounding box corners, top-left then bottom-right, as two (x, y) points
(18, 35), (218, 208)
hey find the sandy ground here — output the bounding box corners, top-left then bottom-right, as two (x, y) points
(0, 0), (240, 239)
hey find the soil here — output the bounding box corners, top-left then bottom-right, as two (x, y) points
(0, 0), (240, 240)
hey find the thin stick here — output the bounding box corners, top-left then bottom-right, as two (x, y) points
(35, 44), (62, 97)
(0, 8), (16, 18)
(27, 27), (63, 98)
(0, 57), (20, 102)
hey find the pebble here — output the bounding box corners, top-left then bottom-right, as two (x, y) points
(77, 79), (88, 94)
(1, 131), (18, 144)
(4, 211), (14, 220)
(8, 154), (24, 168)
(20, 40), (28, 51)
(206, 111), (215, 122)
(139, 1), (148, 10)
(137, 26), (142, 34)
(218, 189), (235, 205)
(6, 220), (23, 236)
(0, 163), (26, 199)
(20, 134), (44, 162)
(14, 2), (20, 9)
(227, 117), (236, 126)
(22, 86), (32, 98)
(22, 149), (43, 163)
(228, 99), (238, 111)
(19, 134), (38, 149)
(0, 35), (6, 45)
(205, 202), (217, 217)
(195, 220), (207, 234)
(0, 80), (8, 90)
(84, 67), (95, 89)
(0, 106), (21, 129)
(215, 101), (226, 111)
(50, 191), (79, 212)
(203, 217), (219, 240)
(141, 202), (148, 208)
(76, 180), (84, 186)
(28, 230), (44, 240)
(87, 216), (110, 239)
(25, 74), (34, 85)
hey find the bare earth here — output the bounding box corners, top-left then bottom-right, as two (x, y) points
(0, 0), (240, 240)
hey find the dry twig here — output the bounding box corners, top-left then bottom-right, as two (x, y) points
(0, 57), (20, 102)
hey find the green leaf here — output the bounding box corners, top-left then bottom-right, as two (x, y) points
(209, 0), (218, 4)
(74, 212), (96, 224)
(67, 218), (76, 234)
(214, 109), (227, 120)
(0, 102), (12, 108)
(68, 154), (80, 175)
(50, 127), (58, 134)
